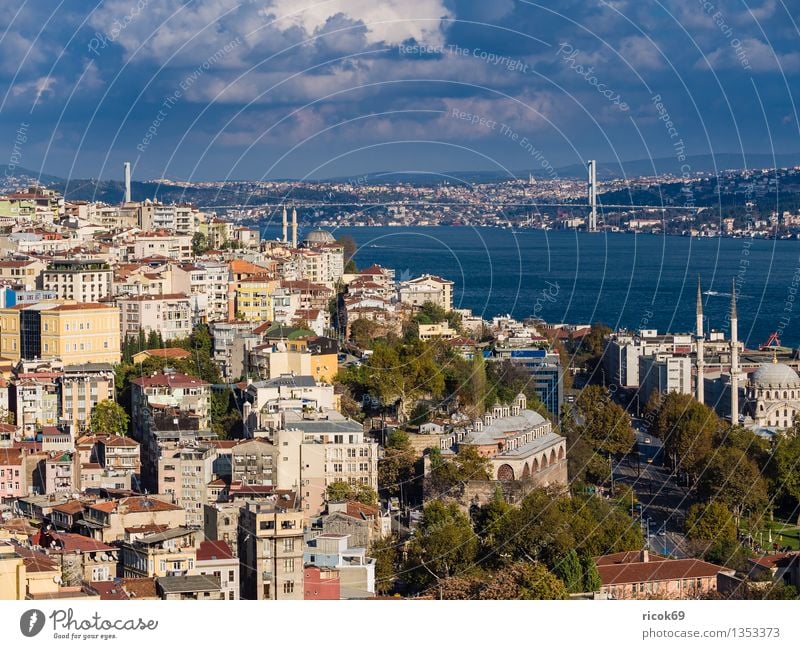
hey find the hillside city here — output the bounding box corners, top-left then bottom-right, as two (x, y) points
(0, 181), (798, 602)
(6, 164), (800, 238)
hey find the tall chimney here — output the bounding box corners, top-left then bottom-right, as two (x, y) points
(123, 161), (132, 203)
(282, 206), (288, 243)
(291, 207), (298, 248)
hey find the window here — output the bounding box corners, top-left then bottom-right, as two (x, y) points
(283, 558), (295, 572)
(283, 580), (294, 594)
(283, 538), (294, 552)
(228, 570), (235, 583)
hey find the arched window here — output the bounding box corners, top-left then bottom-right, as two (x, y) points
(497, 464), (515, 481)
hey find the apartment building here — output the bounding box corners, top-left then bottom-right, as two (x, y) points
(195, 540), (239, 600)
(398, 274), (454, 312)
(44, 451), (79, 494)
(11, 373), (61, 436)
(238, 497), (305, 600)
(121, 527), (199, 578)
(95, 435), (141, 474)
(130, 372), (211, 438)
(170, 261), (229, 324)
(0, 258), (44, 290)
(0, 448), (26, 498)
(118, 293), (192, 341)
(124, 232), (193, 262)
(80, 496), (186, 543)
(41, 258), (113, 303)
(158, 444), (217, 527)
(231, 439), (277, 486)
(58, 363), (115, 432)
(0, 302), (121, 365)
(276, 409), (378, 516)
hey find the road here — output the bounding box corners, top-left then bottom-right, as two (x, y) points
(612, 452), (693, 558)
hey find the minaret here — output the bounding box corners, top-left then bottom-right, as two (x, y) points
(695, 276), (705, 404)
(281, 206), (288, 243)
(730, 279), (739, 423)
(291, 207), (298, 248)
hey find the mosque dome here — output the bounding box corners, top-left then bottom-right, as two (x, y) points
(751, 361), (800, 388)
(302, 229), (336, 246)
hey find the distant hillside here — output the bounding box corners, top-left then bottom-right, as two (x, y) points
(553, 153), (800, 180)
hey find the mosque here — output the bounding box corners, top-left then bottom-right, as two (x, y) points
(695, 278), (800, 435)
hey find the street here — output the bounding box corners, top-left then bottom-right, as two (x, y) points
(613, 452), (693, 559)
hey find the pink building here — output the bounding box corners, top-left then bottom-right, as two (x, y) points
(0, 448), (26, 498)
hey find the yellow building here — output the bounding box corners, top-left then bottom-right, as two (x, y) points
(0, 543), (25, 600)
(0, 302), (121, 366)
(235, 277), (278, 322)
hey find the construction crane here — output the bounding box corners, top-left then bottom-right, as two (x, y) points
(760, 332), (782, 351)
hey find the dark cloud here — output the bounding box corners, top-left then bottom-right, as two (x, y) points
(0, 0), (797, 180)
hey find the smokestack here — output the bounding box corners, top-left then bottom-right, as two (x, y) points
(123, 162), (132, 203)
(291, 207), (298, 248)
(282, 206), (288, 243)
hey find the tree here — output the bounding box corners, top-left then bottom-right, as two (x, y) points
(365, 341), (444, 420)
(685, 501), (739, 564)
(191, 231), (209, 255)
(89, 400), (130, 436)
(379, 430), (417, 498)
(466, 350), (487, 414)
(436, 562), (568, 600)
(427, 445), (492, 497)
(581, 555), (602, 592)
(773, 432), (800, 509)
(554, 549), (583, 593)
(349, 319), (380, 350)
(405, 500), (478, 587)
(575, 385), (635, 455)
(652, 392), (717, 477)
(325, 480), (378, 506)
(336, 235), (358, 269)
(696, 447), (769, 523)
(370, 534), (400, 595)
(491, 489), (643, 571)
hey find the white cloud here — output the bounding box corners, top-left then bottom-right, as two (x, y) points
(267, 0), (450, 46)
(11, 76), (56, 105)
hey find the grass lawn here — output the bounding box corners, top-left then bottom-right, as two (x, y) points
(746, 519), (800, 551)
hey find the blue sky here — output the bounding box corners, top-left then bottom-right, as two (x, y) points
(2, 0), (799, 181)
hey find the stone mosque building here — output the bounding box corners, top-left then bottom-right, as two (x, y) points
(742, 355), (800, 431)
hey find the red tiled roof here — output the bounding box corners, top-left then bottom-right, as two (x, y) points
(15, 546), (59, 573)
(47, 532), (115, 553)
(596, 556), (724, 586)
(345, 501), (380, 520)
(99, 435), (138, 447)
(750, 552), (800, 569)
(89, 580), (129, 600)
(121, 577), (158, 599)
(196, 540), (234, 562)
(0, 448), (24, 466)
(51, 500), (86, 516)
